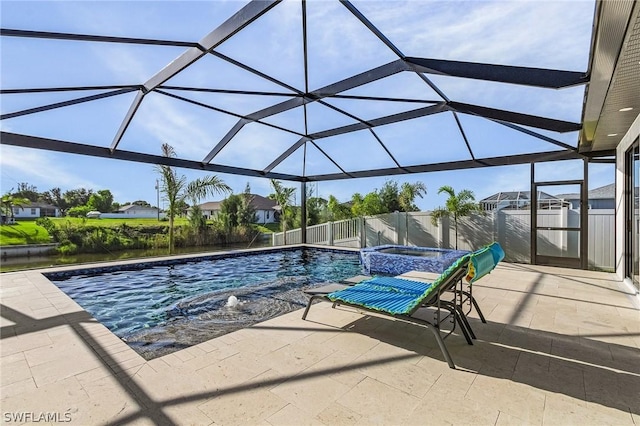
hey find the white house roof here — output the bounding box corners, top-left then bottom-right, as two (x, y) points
(118, 205), (158, 212)
(479, 191), (560, 203)
(199, 201), (222, 211)
(23, 202), (58, 209)
(555, 183), (615, 200)
(199, 194), (278, 211)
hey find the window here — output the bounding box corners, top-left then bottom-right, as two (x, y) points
(266, 211), (270, 219)
(31, 208), (36, 215)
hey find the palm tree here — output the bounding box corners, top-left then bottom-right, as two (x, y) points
(398, 181), (427, 212)
(270, 179), (295, 245)
(156, 143), (231, 253)
(1, 192), (30, 224)
(430, 185), (482, 249)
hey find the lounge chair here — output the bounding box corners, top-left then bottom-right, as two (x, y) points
(302, 242), (504, 369)
(456, 241), (505, 325)
(303, 254), (473, 368)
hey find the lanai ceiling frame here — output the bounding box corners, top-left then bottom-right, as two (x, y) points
(1, 0), (592, 183)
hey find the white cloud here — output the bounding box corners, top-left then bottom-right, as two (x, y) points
(214, 122), (301, 170)
(132, 94), (226, 159)
(356, 1), (593, 69)
(94, 45), (153, 83)
(305, 1), (399, 88)
(0, 145), (101, 192)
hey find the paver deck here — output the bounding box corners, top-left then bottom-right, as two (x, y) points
(1, 261), (639, 425)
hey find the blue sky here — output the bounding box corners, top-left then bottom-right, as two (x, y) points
(0, 0), (614, 210)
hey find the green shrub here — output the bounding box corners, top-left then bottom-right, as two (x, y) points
(35, 217), (55, 233)
(151, 233), (169, 249)
(67, 206), (92, 218)
(58, 241), (78, 255)
(24, 219), (259, 254)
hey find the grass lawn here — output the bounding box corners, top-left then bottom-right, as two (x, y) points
(1, 217), (280, 246)
(0, 222), (51, 245)
(49, 217), (182, 227)
(257, 223), (281, 233)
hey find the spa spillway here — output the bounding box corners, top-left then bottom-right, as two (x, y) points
(359, 245), (470, 275)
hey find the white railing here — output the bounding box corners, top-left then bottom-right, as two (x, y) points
(272, 218), (361, 247)
(307, 222), (329, 244)
(271, 228), (302, 246)
(332, 218), (361, 247)
(271, 209), (615, 271)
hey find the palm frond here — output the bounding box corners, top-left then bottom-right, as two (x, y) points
(186, 176), (231, 204)
(437, 185), (455, 197)
(430, 207), (449, 226)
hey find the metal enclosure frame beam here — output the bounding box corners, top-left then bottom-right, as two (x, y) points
(0, 0), (595, 226)
(304, 150), (582, 181)
(0, 132), (299, 181)
(1, 131), (583, 183)
(405, 57), (589, 89)
(109, 0), (281, 152)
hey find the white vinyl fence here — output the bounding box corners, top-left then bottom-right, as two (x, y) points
(272, 209), (615, 271)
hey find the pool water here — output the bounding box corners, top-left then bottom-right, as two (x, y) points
(48, 248), (361, 359)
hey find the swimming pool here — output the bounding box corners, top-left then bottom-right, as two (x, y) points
(46, 248), (361, 359)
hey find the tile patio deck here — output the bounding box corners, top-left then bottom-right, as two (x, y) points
(1, 261), (639, 425)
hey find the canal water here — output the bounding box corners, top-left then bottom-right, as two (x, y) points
(0, 241), (272, 273)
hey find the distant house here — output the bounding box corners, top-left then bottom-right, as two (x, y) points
(555, 183), (615, 210)
(479, 185), (616, 211)
(100, 205), (162, 219)
(199, 194), (279, 224)
(118, 205), (158, 216)
(479, 191), (569, 211)
(12, 202), (60, 219)
(198, 201), (221, 220)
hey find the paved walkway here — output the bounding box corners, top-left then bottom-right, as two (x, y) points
(1, 262), (639, 425)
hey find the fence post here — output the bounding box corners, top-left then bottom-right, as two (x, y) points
(492, 210), (497, 243)
(561, 206), (568, 253)
(405, 212), (409, 246)
(328, 221), (334, 246)
(360, 217), (366, 248)
(439, 217), (450, 249)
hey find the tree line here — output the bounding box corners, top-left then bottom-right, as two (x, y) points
(1, 182), (154, 218)
(270, 180), (428, 231)
(3, 142), (481, 254)
(270, 181), (482, 250)
(2, 168), (431, 231)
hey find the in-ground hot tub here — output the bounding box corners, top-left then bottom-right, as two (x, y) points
(360, 245), (470, 275)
